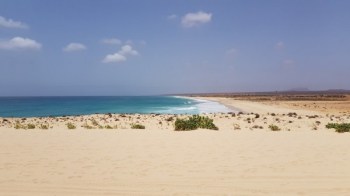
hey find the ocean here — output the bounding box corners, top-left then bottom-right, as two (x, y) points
(0, 96), (232, 117)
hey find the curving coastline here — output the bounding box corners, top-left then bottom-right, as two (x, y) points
(1, 96), (350, 195)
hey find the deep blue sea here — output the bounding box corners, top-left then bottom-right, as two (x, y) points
(0, 96), (232, 117)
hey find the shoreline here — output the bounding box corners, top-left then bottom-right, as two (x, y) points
(172, 95), (236, 114)
(1, 96), (349, 131)
(0, 101), (348, 132)
(1, 96), (350, 195)
(182, 96), (235, 114)
(189, 96), (242, 113)
(0, 96), (234, 118)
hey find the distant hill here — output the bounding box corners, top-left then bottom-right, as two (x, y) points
(287, 88), (310, 92)
(177, 89), (350, 97)
(326, 89), (350, 92)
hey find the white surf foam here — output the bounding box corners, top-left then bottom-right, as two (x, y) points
(152, 96), (236, 114)
(175, 96), (235, 114)
(192, 98), (233, 114)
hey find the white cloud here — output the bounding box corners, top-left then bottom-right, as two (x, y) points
(181, 11), (212, 27)
(119, 45), (138, 56)
(0, 16), (28, 29)
(102, 44), (139, 63)
(102, 53), (126, 63)
(0, 37), (41, 50)
(63, 43), (86, 52)
(275, 41), (284, 50)
(167, 14), (177, 20)
(101, 38), (121, 45)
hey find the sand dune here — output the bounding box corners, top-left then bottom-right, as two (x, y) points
(1, 129), (350, 195)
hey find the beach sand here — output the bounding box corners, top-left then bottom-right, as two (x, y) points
(1, 97), (350, 195)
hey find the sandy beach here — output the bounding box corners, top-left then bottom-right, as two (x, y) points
(1, 96), (350, 195)
(2, 0), (349, 195)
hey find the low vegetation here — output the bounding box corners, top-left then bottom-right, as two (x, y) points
(66, 122), (76, 129)
(233, 123), (241, 130)
(269, 124), (281, 131)
(14, 121), (24, 129)
(13, 121), (37, 130)
(82, 123), (94, 129)
(131, 123), (145, 129)
(27, 123), (36, 129)
(174, 115), (218, 131)
(40, 124), (49, 129)
(252, 125), (263, 129)
(287, 112), (298, 117)
(165, 116), (174, 121)
(91, 119), (99, 126)
(326, 123), (350, 133)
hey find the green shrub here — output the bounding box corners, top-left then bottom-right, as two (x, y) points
(14, 122), (23, 129)
(326, 123), (350, 133)
(166, 116), (174, 121)
(131, 124), (145, 129)
(27, 123), (36, 129)
(40, 124), (49, 129)
(175, 118), (197, 131)
(174, 115), (218, 131)
(269, 124), (281, 131)
(91, 119), (99, 126)
(82, 123), (94, 129)
(66, 122), (76, 129)
(287, 112), (297, 117)
(105, 125), (113, 129)
(252, 125), (263, 129)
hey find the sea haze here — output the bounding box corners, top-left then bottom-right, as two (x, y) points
(0, 96), (232, 117)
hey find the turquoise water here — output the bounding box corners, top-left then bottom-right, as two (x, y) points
(0, 96), (232, 117)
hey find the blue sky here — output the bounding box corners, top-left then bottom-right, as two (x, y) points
(0, 0), (349, 96)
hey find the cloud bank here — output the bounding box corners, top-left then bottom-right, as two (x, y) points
(0, 37), (41, 50)
(181, 11), (212, 27)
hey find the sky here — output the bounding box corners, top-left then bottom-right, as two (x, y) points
(0, 0), (349, 96)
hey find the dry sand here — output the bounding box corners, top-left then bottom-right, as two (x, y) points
(1, 97), (350, 195)
(200, 96), (350, 115)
